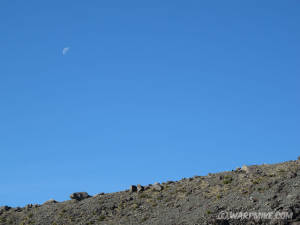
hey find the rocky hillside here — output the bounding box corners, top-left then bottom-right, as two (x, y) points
(1, 157), (300, 225)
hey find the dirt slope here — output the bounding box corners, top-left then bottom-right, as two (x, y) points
(1, 157), (300, 225)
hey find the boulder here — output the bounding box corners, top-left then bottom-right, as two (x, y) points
(130, 185), (137, 193)
(152, 182), (163, 191)
(137, 184), (144, 193)
(70, 192), (90, 201)
(288, 172), (297, 178)
(44, 199), (57, 204)
(241, 165), (261, 175)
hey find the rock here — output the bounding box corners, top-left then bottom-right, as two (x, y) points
(129, 185), (137, 193)
(288, 172), (297, 178)
(241, 165), (256, 174)
(0, 206), (11, 214)
(250, 196), (257, 203)
(235, 167), (241, 171)
(144, 186), (150, 190)
(152, 183), (163, 191)
(126, 197), (133, 201)
(25, 204), (33, 210)
(70, 192), (90, 201)
(14, 207), (22, 212)
(95, 192), (105, 197)
(44, 199), (57, 204)
(137, 184), (144, 193)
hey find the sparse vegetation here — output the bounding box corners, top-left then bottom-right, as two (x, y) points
(0, 158), (299, 224)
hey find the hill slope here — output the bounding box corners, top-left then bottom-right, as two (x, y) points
(1, 158), (300, 225)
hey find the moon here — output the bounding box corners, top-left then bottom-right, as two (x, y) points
(62, 47), (70, 55)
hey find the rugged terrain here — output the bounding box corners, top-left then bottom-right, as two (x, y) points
(1, 157), (300, 225)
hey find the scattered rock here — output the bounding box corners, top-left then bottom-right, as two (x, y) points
(130, 185), (137, 193)
(2, 158), (300, 225)
(137, 184), (144, 193)
(70, 192), (90, 201)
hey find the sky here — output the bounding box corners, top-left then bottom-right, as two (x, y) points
(0, 0), (299, 207)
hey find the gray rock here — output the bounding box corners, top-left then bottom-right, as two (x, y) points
(130, 185), (137, 193)
(288, 172), (297, 178)
(95, 192), (105, 197)
(250, 196), (257, 202)
(44, 199), (57, 204)
(70, 192), (90, 201)
(241, 165), (257, 174)
(152, 183), (163, 191)
(137, 184), (144, 193)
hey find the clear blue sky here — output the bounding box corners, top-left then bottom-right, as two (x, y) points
(0, 1), (299, 207)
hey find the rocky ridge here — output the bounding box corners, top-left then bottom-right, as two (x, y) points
(1, 157), (300, 225)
